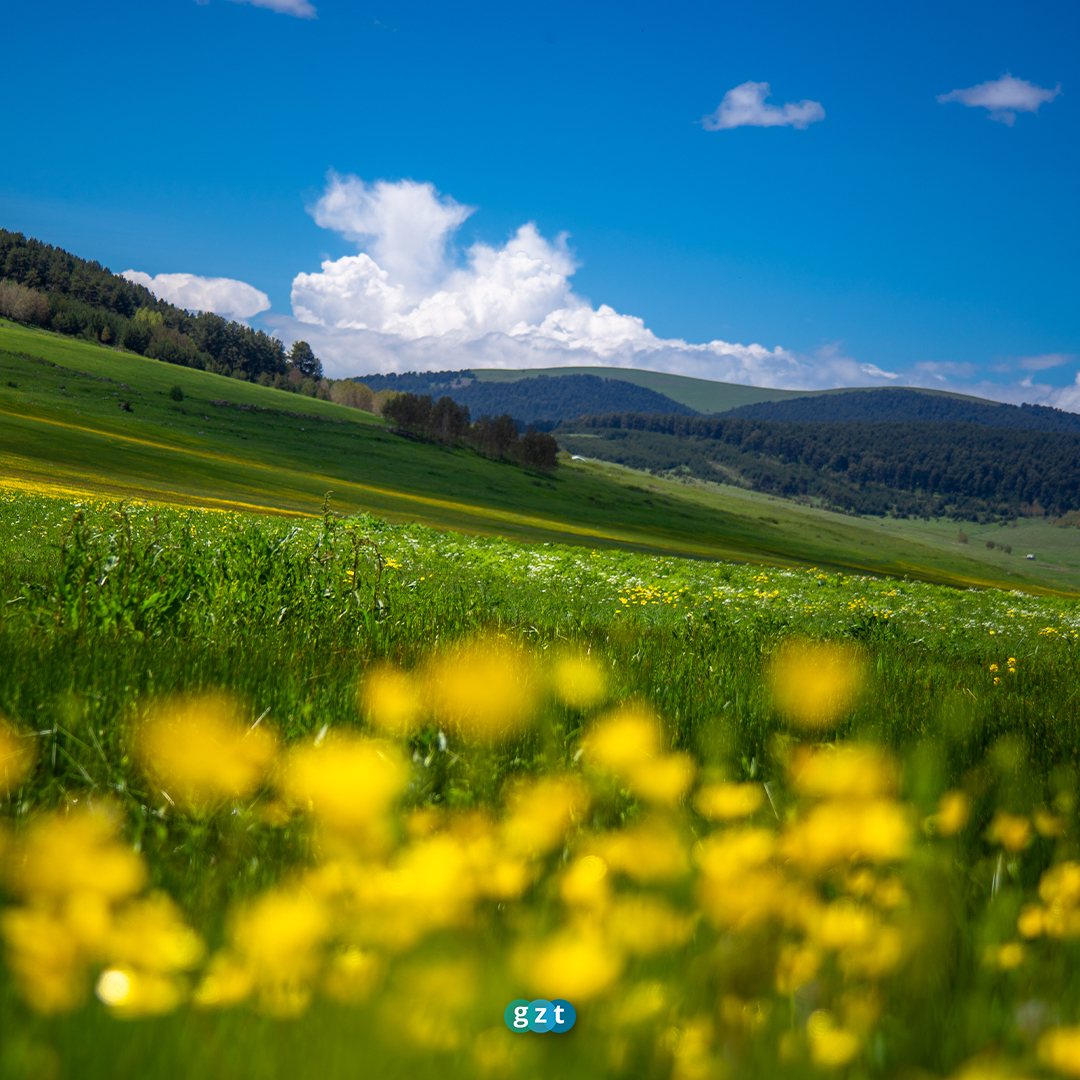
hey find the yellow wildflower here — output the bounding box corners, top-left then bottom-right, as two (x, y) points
(987, 811), (1032, 853)
(806, 1010), (861, 1068)
(0, 717), (33, 794)
(607, 896), (697, 956)
(769, 640), (863, 729)
(933, 791), (971, 836)
(788, 745), (898, 800)
(521, 926), (623, 1001)
(424, 639), (537, 739)
(360, 664), (423, 736)
(694, 782), (764, 821)
(551, 652), (608, 709)
(281, 733), (408, 838)
(1039, 1026), (1080, 1077)
(501, 775), (589, 856)
(136, 694), (278, 810)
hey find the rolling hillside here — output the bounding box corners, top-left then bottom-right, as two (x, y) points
(1, 320), (1075, 595)
(720, 386), (1080, 433)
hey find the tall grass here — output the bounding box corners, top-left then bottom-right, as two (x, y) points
(0, 490), (1078, 1080)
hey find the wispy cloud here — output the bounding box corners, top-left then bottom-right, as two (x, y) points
(937, 74), (1061, 125)
(702, 81), (824, 131)
(122, 271), (271, 321)
(1017, 352), (1074, 372)
(217, 0), (317, 18)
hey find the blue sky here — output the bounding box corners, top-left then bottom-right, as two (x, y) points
(2, 0), (1077, 405)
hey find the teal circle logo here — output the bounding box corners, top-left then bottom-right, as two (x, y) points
(552, 999), (576, 1032)
(504, 999), (576, 1033)
(529, 998), (555, 1032)
(504, 998), (531, 1031)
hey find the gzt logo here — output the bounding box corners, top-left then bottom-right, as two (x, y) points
(504, 998), (576, 1033)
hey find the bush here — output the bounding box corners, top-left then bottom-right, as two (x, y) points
(330, 380), (375, 412)
(986, 539), (995, 549)
(0, 279), (50, 326)
(958, 530), (969, 544)
(169, 386), (184, 402)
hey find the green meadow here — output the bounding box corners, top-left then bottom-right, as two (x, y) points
(0, 491), (1079, 1080)
(0, 321), (1074, 596)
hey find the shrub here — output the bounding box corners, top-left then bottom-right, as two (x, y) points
(986, 539), (995, 549)
(958, 531), (969, 544)
(0, 279), (50, 326)
(169, 386), (184, 402)
(330, 380), (375, 412)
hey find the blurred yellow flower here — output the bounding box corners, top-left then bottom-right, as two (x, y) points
(934, 791), (971, 836)
(282, 733), (408, 836)
(788, 745), (898, 801)
(781, 799), (911, 871)
(583, 704), (660, 774)
(591, 819), (690, 883)
(9, 806), (145, 902)
(806, 1010), (861, 1068)
(987, 812), (1032, 853)
(607, 896), (697, 956)
(776, 942), (821, 995)
(502, 775), (589, 856)
(769, 640), (864, 729)
(322, 947), (384, 1003)
(560, 855), (611, 908)
(551, 653), (608, 709)
(0, 717), (33, 795)
(106, 893), (204, 975)
(360, 664), (422, 736)
(984, 943), (1026, 970)
(583, 705), (694, 805)
(94, 966), (184, 1018)
(1035, 810), (1065, 838)
(424, 639), (537, 739)
(629, 753), (696, 806)
(1039, 1026), (1080, 1077)
(694, 782), (764, 821)
(522, 926), (623, 1000)
(136, 694), (277, 810)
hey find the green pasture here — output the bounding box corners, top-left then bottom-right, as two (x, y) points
(0, 492), (1078, 1080)
(0, 322), (1073, 597)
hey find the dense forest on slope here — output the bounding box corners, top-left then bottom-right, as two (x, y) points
(721, 387), (1080, 433)
(0, 230), (295, 383)
(557, 412), (1080, 519)
(356, 370), (695, 425)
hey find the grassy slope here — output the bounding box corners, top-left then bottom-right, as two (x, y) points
(0, 321), (1075, 596)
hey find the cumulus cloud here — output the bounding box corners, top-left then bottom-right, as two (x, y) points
(701, 82), (824, 131)
(937, 74), (1061, 125)
(122, 271), (271, 321)
(286, 172), (889, 388)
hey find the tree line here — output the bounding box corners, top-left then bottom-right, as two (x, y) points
(0, 230), (327, 395)
(558, 412), (1080, 519)
(357, 370), (695, 427)
(383, 392), (559, 471)
(721, 387), (1080, 435)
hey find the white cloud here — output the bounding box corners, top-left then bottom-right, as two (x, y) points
(701, 81), (824, 131)
(937, 74), (1061, 125)
(225, 0), (316, 17)
(122, 271), (271, 321)
(280, 174), (901, 391)
(1018, 352), (1073, 372)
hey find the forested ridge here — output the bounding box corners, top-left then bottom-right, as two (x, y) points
(0, 229), (295, 384)
(357, 370), (695, 425)
(721, 386), (1080, 434)
(558, 412), (1080, 519)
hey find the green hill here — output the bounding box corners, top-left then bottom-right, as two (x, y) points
(1, 319), (1077, 595)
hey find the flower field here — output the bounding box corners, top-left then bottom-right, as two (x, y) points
(1, 489), (1079, 1080)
